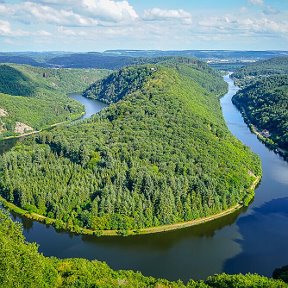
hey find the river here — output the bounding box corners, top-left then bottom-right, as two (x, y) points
(3, 79), (288, 282)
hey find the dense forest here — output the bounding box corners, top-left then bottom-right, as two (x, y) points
(232, 75), (288, 151)
(0, 60), (261, 234)
(0, 64), (109, 137)
(232, 56), (288, 87)
(232, 57), (288, 157)
(0, 209), (286, 288)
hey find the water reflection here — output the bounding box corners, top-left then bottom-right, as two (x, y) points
(224, 198), (288, 276)
(69, 93), (107, 119)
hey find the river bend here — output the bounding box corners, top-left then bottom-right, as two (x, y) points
(3, 79), (288, 281)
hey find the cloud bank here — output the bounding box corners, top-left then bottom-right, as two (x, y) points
(0, 0), (287, 51)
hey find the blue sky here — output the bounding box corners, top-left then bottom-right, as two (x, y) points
(0, 0), (287, 51)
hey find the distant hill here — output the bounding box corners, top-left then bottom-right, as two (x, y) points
(0, 55), (43, 67)
(83, 57), (227, 103)
(1, 51), (287, 69)
(104, 49), (288, 60)
(233, 56), (288, 86)
(47, 53), (137, 69)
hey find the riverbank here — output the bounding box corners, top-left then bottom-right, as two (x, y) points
(231, 99), (288, 162)
(0, 175), (260, 237)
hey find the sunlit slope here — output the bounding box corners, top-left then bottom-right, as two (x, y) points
(0, 61), (261, 233)
(0, 64), (109, 137)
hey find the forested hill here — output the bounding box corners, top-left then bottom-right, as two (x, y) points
(83, 66), (154, 104)
(232, 75), (288, 151)
(0, 65), (36, 96)
(83, 59), (227, 104)
(0, 64), (108, 137)
(1, 210), (287, 288)
(0, 61), (261, 234)
(232, 56), (288, 87)
(231, 56), (288, 158)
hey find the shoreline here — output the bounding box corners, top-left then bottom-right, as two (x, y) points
(0, 176), (261, 237)
(232, 99), (288, 161)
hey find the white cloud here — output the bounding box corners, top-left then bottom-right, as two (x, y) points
(0, 3), (11, 14)
(80, 0), (139, 23)
(9, 2), (98, 26)
(0, 20), (29, 36)
(0, 0), (287, 51)
(37, 30), (52, 36)
(249, 0), (264, 6)
(198, 15), (288, 36)
(0, 0), (138, 27)
(0, 20), (11, 35)
(143, 8), (192, 24)
(26, 0), (138, 24)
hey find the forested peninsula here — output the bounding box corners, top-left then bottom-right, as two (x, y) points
(232, 57), (288, 159)
(0, 59), (261, 235)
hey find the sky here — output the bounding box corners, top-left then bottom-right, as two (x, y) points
(0, 0), (288, 52)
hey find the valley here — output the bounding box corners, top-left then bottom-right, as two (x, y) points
(0, 55), (287, 286)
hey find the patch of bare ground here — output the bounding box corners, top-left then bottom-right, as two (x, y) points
(0, 108), (8, 117)
(14, 122), (33, 134)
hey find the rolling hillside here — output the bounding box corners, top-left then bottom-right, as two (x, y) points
(0, 59), (261, 234)
(0, 64), (109, 137)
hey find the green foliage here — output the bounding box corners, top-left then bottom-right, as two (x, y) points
(0, 61), (261, 233)
(233, 75), (288, 150)
(205, 273), (287, 288)
(0, 210), (58, 287)
(0, 209), (286, 287)
(13, 64), (111, 93)
(0, 92), (83, 133)
(0, 64), (109, 136)
(233, 56), (288, 87)
(0, 64), (36, 96)
(83, 65), (153, 103)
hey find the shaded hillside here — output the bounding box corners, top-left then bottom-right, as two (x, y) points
(0, 65), (36, 96)
(13, 64), (111, 94)
(231, 56), (288, 158)
(0, 60), (261, 234)
(83, 65), (154, 103)
(0, 55), (42, 67)
(47, 52), (137, 69)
